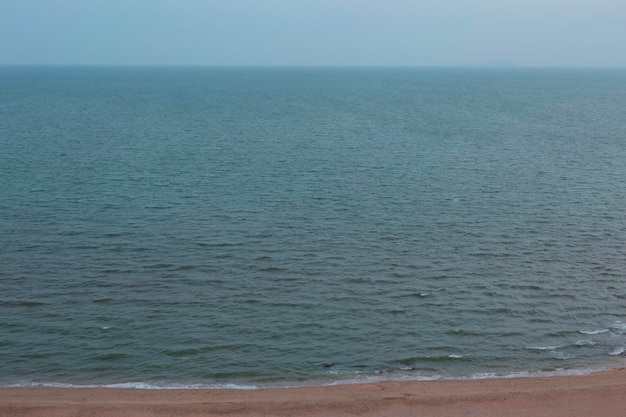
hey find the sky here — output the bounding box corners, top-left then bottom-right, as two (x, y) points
(1, 0), (625, 66)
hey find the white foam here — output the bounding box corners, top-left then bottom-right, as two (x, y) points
(10, 382), (82, 388)
(4, 364), (623, 391)
(575, 339), (596, 346)
(579, 329), (609, 335)
(5, 381), (260, 390)
(608, 346), (625, 356)
(552, 351), (575, 360)
(611, 321), (626, 331)
(465, 372), (499, 380)
(526, 345), (559, 351)
(104, 382), (260, 390)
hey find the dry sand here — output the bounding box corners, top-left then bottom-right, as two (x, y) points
(1, 367), (625, 417)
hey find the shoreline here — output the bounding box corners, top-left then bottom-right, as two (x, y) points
(4, 359), (624, 390)
(2, 366), (625, 417)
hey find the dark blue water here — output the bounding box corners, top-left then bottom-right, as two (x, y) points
(1, 66), (626, 388)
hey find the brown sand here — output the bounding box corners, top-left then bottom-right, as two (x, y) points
(1, 368), (625, 417)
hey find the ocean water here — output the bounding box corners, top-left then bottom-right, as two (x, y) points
(1, 66), (626, 388)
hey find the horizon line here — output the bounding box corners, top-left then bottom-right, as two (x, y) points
(2, 63), (626, 69)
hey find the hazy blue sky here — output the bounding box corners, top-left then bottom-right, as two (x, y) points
(2, 0), (625, 66)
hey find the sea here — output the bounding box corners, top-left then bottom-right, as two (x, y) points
(1, 66), (625, 389)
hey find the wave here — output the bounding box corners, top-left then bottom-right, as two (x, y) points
(3, 363), (622, 391)
(3, 381), (261, 390)
(574, 340), (596, 347)
(611, 321), (626, 331)
(525, 345), (560, 351)
(0, 300), (48, 307)
(578, 329), (610, 335)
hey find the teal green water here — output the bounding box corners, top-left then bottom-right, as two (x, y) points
(1, 67), (626, 388)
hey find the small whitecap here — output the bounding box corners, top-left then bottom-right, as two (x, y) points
(552, 351), (575, 360)
(608, 346), (625, 356)
(611, 321), (626, 331)
(100, 326), (112, 330)
(448, 354), (463, 359)
(579, 329), (609, 335)
(575, 339), (596, 346)
(526, 345), (559, 351)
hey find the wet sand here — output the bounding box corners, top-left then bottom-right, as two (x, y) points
(1, 367), (625, 417)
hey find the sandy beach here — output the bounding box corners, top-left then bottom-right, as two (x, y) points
(1, 367), (625, 417)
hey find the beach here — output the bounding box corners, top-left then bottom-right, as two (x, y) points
(1, 367), (625, 417)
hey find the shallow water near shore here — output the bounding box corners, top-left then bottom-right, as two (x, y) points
(1, 66), (626, 388)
